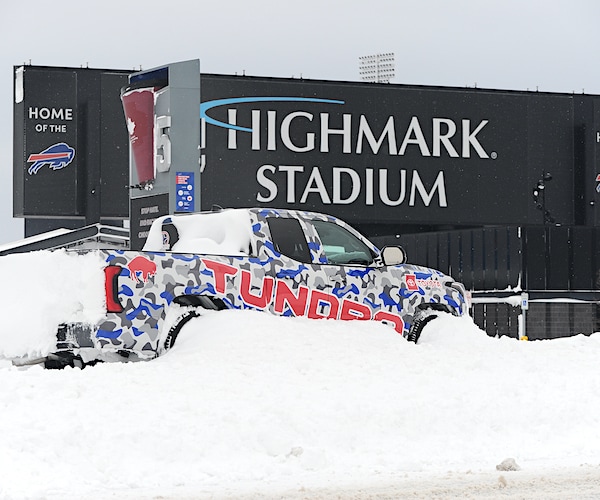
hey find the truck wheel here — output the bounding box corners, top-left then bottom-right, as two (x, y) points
(164, 309), (200, 351)
(44, 353), (84, 369)
(407, 311), (437, 343)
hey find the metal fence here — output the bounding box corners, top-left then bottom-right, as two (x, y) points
(470, 293), (600, 340)
(373, 225), (600, 340)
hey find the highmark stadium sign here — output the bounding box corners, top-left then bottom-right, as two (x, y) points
(13, 66), (581, 231)
(201, 97), (493, 209)
(197, 75), (540, 226)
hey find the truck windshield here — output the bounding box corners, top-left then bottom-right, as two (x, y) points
(311, 220), (375, 266)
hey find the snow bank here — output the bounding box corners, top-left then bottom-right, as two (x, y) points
(1, 310), (600, 499)
(0, 250), (106, 359)
(0, 250), (600, 498)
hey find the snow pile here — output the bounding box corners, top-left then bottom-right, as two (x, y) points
(0, 250), (599, 497)
(1, 304), (600, 498)
(0, 250), (105, 359)
(143, 209), (253, 254)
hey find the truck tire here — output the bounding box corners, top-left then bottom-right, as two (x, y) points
(164, 309), (200, 351)
(407, 311), (437, 343)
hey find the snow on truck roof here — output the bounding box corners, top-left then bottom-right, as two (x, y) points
(143, 209), (253, 255)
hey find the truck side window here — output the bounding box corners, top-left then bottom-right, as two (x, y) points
(267, 217), (312, 263)
(311, 220), (375, 266)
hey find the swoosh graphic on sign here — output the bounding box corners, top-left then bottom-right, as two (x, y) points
(200, 97), (345, 132)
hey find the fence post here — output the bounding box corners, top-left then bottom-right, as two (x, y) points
(519, 292), (529, 340)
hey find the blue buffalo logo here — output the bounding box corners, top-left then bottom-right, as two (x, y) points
(27, 142), (75, 175)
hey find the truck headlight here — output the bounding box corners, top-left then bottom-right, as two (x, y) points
(450, 282), (471, 312)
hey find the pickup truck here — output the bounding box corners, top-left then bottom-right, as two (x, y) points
(47, 207), (468, 368)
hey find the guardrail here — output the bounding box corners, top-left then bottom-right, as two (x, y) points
(470, 291), (600, 340)
(0, 224), (129, 256)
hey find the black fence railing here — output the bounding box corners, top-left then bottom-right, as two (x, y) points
(383, 225), (600, 293)
(371, 225), (600, 339)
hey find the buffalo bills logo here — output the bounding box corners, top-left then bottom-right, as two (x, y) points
(127, 256), (157, 284)
(27, 142), (75, 175)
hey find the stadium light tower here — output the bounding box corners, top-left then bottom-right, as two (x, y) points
(359, 53), (395, 83)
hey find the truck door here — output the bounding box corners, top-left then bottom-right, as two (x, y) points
(265, 216), (327, 318)
(307, 219), (377, 311)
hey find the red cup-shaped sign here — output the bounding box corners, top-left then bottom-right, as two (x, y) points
(121, 87), (155, 186)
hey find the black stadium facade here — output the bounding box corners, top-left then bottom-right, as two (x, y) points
(13, 64), (600, 339)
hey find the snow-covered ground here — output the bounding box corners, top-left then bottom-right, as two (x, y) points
(1, 252), (600, 498)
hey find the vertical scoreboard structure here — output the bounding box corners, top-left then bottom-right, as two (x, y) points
(120, 60), (201, 249)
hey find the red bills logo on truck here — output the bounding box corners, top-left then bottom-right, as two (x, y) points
(127, 256), (157, 284)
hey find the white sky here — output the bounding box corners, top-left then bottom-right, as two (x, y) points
(1, 0), (600, 243)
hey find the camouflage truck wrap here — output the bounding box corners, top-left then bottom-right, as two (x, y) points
(55, 208), (468, 367)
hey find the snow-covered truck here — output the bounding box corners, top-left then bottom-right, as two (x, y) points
(18, 208), (469, 368)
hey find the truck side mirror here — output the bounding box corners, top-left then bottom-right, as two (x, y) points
(381, 245), (407, 266)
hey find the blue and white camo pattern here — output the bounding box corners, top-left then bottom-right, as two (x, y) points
(62, 208), (468, 361)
